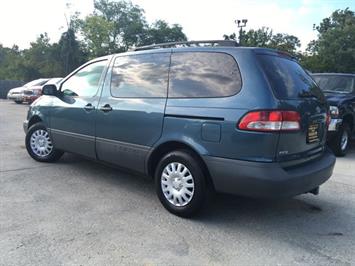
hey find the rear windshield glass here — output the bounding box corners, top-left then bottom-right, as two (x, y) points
(312, 75), (355, 94)
(257, 54), (324, 101)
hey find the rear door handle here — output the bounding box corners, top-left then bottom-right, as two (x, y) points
(100, 104), (113, 112)
(84, 103), (95, 111)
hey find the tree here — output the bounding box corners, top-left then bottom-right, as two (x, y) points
(224, 27), (300, 55)
(79, 0), (187, 54)
(301, 8), (355, 73)
(0, 45), (24, 80)
(58, 28), (86, 75)
(79, 15), (115, 57)
(93, 0), (147, 51)
(141, 20), (187, 45)
(21, 33), (63, 81)
(0, 0), (188, 81)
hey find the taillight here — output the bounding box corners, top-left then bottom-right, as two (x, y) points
(238, 110), (301, 132)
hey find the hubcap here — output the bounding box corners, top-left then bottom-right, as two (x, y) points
(161, 162), (194, 207)
(30, 129), (53, 157)
(341, 130), (348, 151)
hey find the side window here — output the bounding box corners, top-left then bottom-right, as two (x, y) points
(61, 60), (107, 97)
(169, 52), (242, 98)
(110, 53), (169, 98)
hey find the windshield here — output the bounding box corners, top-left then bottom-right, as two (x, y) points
(24, 79), (49, 87)
(257, 54), (325, 102)
(45, 78), (62, 85)
(312, 75), (355, 94)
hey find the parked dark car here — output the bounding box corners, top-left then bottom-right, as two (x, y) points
(312, 73), (355, 156)
(23, 41), (335, 217)
(23, 78), (62, 104)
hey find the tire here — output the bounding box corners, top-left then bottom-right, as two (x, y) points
(15, 100), (22, 104)
(329, 123), (350, 157)
(25, 122), (64, 162)
(155, 150), (207, 217)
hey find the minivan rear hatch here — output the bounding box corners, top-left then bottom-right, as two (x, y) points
(257, 51), (328, 165)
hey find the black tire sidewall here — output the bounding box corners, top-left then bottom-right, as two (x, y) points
(331, 123), (350, 156)
(155, 150), (206, 217)
(25, 123), (63, 162)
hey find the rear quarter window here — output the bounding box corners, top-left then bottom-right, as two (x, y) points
(257, 54), (324, 101)
(169, 52), (242, 98)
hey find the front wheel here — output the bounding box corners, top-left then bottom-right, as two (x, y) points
(155, 150), (207, 217)
(329, 123), (350, 157)
(25, 123), (64, 162)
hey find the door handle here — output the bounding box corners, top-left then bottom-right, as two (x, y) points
(84, 103), (95, 111)
(100, 104), (113, 112)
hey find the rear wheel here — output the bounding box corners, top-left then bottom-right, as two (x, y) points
(330, 123), (350, 157)
(25, 123), (64, 162)
(155, 150), (207, 217)
(15, 100), (22, 104)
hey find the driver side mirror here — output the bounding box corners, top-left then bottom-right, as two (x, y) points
(42, 84), (58, 96)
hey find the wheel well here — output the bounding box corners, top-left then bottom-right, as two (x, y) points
(343, 114), (354, 131)
(28, 116), (42, 128)
(147, 141), (215, 190)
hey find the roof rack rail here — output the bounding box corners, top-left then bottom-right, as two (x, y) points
(133, 40), (239, 51)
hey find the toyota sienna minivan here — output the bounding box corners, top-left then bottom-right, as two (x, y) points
(24, 40), (336, 217)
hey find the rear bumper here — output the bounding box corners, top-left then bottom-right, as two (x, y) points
(203, 149), (335, 198)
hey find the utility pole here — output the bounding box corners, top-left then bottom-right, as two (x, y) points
(235, 19), (248, 44)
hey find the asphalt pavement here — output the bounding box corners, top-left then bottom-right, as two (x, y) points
(1, 99), (355, 265)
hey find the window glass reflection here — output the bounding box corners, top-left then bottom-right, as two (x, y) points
(61, 60), (107, 97)
(169, 52), (242, 98)
(111, 53), (170, 98)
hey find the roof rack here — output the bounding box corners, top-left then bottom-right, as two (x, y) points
(133, 40), (239, 51)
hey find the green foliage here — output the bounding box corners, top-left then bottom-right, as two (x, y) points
(0, 45), (24, 80)
(58, 28), (87, 74)
(5, 2), (352, 82)
(79, 15), (116, 57)
(79, 0), (187, 54)
(0, 0), (187, 81)
(141, 20), (187, 45)
(301, 8), (355, 73)
(224, 27), (300, 55)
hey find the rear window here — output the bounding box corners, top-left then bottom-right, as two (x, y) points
(312, 75), (355, 94)
(169, 52), (242, 98)
(258, 54), (324, 101)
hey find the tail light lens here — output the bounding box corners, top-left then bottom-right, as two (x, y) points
(238, 110), (301, 132)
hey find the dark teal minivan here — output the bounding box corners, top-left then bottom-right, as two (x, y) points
(24, 41), (336, 217)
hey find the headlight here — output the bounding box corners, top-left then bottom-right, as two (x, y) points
(329, 106), (339, 117)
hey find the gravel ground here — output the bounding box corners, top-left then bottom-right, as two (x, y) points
(1, 99), (355, 266)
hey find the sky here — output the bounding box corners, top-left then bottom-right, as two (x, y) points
(0, 0), (354, 51)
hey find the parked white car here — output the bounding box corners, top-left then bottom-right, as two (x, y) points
(7, 79), (49, 104)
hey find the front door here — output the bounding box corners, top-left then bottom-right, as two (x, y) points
(50, 59), (109, 158)
(95, 52), (170, 173)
